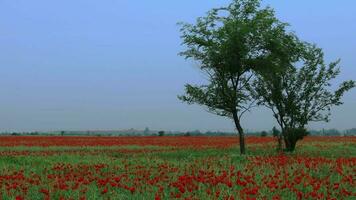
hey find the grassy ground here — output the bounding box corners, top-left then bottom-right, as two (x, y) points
(0, 137), (355, 199)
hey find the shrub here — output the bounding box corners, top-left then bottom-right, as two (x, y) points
(158, 131), (165, 137)
(260, 131), (268, 137)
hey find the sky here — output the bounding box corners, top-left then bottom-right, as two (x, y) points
(0, 0), (355, 132)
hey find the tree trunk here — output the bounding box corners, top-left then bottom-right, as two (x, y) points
(283, 135), (298, 152)
(284, 137), (297, 152)
(282, 130), (291, 152)
(232, 113), (246, 154)
(289, 139), (297, 152)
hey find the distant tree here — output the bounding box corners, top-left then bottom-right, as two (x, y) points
(178, 0), (295, 154)
(30, 132), (39, 135)
(272, 126), (282, 151)
(324, 129), (341, 136)
(144, 127), (150, 135)
(158, 131), (165, 137)
(345, 128), (356, 136)
(260, 131), (268, 137)
(184, 132), (191, 137)
(193, 130), (201, 135)
(272, 127), (280, 137)
(60, 131), (65, 136)
(254, 42), (355, 152)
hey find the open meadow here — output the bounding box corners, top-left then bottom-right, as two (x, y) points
(1, 0), (356, 199)
(0, 136), (355, 200)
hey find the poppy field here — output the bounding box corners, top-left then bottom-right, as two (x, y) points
(0, 136), (355, 200)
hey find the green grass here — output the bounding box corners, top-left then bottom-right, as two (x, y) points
(0, 141), (355, 199)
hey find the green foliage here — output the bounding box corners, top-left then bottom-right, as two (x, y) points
(253, 41), (355, 152)
(158, 131), (165, 137)
(177, 0), (355, 153)
(178, 0), (295, 154)
(178, 0), (293, 118)
(260, 131), (268, 137)
(284, 127), (309, 152)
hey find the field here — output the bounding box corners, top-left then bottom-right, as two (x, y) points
(0, 136), (355, 200)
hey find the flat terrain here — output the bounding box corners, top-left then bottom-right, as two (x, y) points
(0, 136), (355, 200)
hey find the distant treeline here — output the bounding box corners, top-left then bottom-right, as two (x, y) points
(1, 128), (356, 137)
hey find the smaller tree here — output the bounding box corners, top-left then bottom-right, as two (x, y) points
(144, 127), (150, 135)
(254, 43), (355, 152)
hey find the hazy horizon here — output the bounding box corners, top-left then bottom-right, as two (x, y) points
(0, 0), (355, 132)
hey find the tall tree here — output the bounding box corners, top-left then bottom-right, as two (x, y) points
(178, 0), (295, 154)
(254, 43), (355, 152)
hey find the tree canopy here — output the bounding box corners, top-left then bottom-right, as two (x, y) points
(178, 0), (355, 153)
(178, 0), (297, 154)
(253, 42), (355, 151)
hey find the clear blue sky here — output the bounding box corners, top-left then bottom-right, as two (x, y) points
(0, 0), (355, 132)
